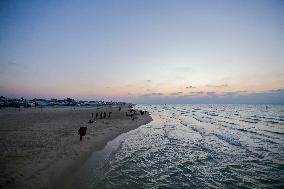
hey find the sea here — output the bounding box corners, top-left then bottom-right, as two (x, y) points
(73, 104), (284, 189)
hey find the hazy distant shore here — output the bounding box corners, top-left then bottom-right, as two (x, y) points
(0, 106), (152, 189)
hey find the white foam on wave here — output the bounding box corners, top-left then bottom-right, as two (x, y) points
(215, 133), (241, 146)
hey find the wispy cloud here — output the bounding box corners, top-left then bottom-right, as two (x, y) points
(184, 91), (205, 97)
(170, 92), (183, 96)
(7, 61), (18, 66)
(268, 89), (284, 93)
(186, 85), (196, 89)
(125, 79), (152, 88)
(174, 66), (194, 73)
(0, 60), (28, 76)
(207, 92), (217, 96)
(206, 84), (229, 88)
(142, 92), (164, 97)
(222, 91), (247, 96)
(6, 61), (27, 69)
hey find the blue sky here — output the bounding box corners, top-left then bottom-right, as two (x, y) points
(0, 0), (283, 103)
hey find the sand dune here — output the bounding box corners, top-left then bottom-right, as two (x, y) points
(0, 106), (152, 189)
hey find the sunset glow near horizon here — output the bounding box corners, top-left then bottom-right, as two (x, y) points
(0, 0), (284, 103)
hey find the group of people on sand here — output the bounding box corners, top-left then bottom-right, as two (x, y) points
(126, 108), (147, 120)
(83, 111), (113, 140)
(91, 112), (112, 119)
(79, 106), (147, 140)
(87, 112), (112, 124)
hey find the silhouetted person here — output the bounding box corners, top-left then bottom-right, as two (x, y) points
(108, 112), (112, 118)
(96, 112), (98, 119)
(78, 127), (87, 141)
(15, 103), (20, 111)
(100, 113), (103, 119)
(104, 112), (106, 118)
(91, 112), (94, 118)
(119, 107), (121, 111)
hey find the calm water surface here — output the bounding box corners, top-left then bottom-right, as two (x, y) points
(75, 104), (284, 189)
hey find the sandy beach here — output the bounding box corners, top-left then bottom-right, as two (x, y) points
(0, 106), (152, 189)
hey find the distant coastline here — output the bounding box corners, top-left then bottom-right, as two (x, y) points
(0, 96), (130, 108)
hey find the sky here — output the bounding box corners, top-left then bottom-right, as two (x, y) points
(0, 0), (284, 104)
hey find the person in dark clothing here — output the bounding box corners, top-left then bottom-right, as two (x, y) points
(78, 127), (87, 141)
(108, 112), (112, 118)
(104, 112), (106, 118)
(119, 107), (121, 111)
(96, 112), (98, 119)
(91, 112), (94, 118)
(100, 112), (103, 119)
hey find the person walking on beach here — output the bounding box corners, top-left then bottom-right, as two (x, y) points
(96, 112), (98, 119)
(78, 127), (87, 141)
(103, 112), (106, 118)
(91, 112), (94, 118)
(100, 113), (103, 119)
(119, 107), (121, 111)
(108, 112), (112, 118)
(130, 114), (134, 120)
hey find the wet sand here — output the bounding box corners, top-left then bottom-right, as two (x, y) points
(0, 106), (152, 189)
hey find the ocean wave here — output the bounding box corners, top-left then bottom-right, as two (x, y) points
(214, 134), (241, 146)
(264, 120), (280, 124)
(87, 104), (284, 189)
(191, 127), (204, 135)
(240, 119), (258, 124)
(263, 129), (284, 135)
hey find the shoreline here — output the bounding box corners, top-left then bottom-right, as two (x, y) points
(0, 106), (152, 189)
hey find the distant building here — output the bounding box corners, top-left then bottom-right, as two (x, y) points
(0, 96), (129, 108)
